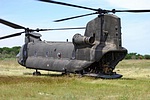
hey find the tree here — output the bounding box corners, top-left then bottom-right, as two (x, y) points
(144, 55), (150, 59)
(125, 53), (137, 59)
(0, 46), (21, 59)
(125, 53), (144, 59)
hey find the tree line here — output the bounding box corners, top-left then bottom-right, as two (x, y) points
(125, 53), (150, 59)
(0, 46), (150, 59)
(0, 46), (21, 59)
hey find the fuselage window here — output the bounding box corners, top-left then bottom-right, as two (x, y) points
(46, 51), (49, 57)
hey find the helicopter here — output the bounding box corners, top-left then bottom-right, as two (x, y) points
(0, 0), (150, 79)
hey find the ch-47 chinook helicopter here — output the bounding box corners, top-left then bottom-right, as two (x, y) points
(1, 0), (150, 79)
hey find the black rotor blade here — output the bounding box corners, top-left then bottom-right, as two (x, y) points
(44, 27), (86, 30)
(54, 12), (97, 22)
(0, 27), (85, 40)
(33, 27), (85, 32)
(0, 19), (26, 29)
(0, 31), (24, 40)
(38, 0), (98, 11)
(112, 9), (150, 13)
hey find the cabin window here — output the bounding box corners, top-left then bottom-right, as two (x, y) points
(34, 51), (37, 57)
(46, 52), (49, 57)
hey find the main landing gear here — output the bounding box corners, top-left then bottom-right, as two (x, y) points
(33, 69), (41, 76)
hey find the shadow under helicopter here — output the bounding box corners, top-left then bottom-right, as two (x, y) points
(23, 72), (136, 80)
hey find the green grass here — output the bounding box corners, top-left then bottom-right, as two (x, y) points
(0, 59), (150, 100)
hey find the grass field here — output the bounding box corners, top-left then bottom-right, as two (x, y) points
(0, 59), (150, 100)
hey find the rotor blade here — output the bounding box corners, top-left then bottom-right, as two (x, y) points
(0, 31), (24, 40)
(112, 9), (150, 13)
(38, 0), (97, 11)
(0, 19), (26, 29)
(33, 27), (86, 32)
(54, 12), (97, 22)
(44, 27), (86, 31)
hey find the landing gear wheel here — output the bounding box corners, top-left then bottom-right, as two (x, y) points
(78, 70), (84, 78)
(61, 72), (70, 76)
(62, 69), (70, 76)
(33, 70), (41, 76)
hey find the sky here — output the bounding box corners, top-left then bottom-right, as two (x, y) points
(0, 0), (150, 55)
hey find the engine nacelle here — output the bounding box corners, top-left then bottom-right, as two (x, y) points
(72, 33), (94, 45)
